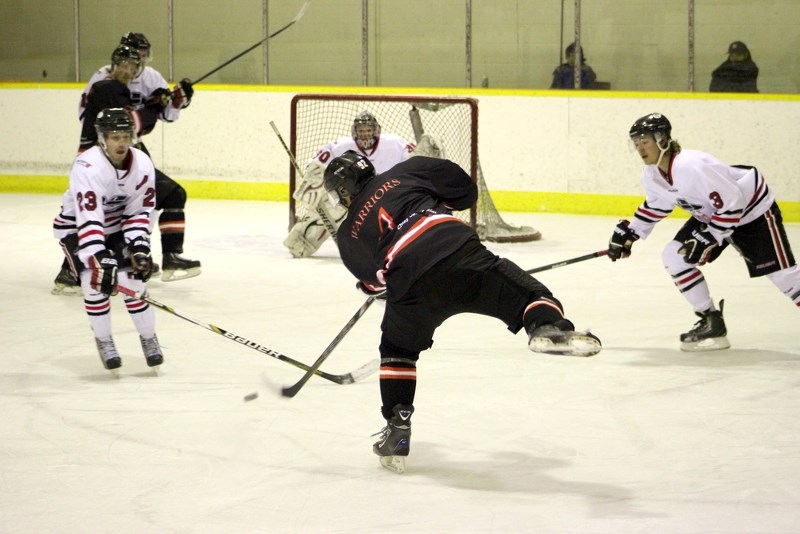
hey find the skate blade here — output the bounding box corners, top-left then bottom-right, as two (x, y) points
(52, 283), (82, 296)
(529, 334), (601, 357)
(108, 368), (121, 379)
(379, 455), (406, 474)
(680, 336), (731, 352)
(161, 267), (201, 282)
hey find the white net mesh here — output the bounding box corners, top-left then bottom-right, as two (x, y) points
(290, 94), (540, 242)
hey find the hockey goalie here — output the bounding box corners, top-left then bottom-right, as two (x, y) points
(284, 112), (444, 258)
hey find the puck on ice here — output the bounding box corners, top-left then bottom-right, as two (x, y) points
(243, 392), (259, 402)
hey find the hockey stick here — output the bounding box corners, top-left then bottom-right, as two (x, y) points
(115, 284), (377, 385)
(192, 0), (311, 84)
(282, 296), (377, 398)
(269, 120), (339, 243)
(526, 249), (608, 275)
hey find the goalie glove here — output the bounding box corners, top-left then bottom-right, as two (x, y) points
(608, 220), (639, 261)
(410, 133), (445, 159)
(357, 281), (387, 300)
(679, 227), (718, 266)
(129, 237), (154, 282)
(88, 250), (118, 296)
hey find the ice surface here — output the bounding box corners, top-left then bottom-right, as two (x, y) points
(1, 194), (798, 533)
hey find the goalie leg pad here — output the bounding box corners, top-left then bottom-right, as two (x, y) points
(284, 201), (348, 258)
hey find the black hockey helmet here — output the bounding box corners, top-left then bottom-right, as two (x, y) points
(120, 32), (151, 52)
(95, 108), (135, 150)
(324, 150), (376, 206)
(629, 113), (672, 141)
(111, 44), (141, 67)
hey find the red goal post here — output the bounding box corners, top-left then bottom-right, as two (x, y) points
(288, 93), (541, 242)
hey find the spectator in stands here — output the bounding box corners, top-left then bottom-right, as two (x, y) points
(550, 42), (597, 89)
(709, 41), (759, 93)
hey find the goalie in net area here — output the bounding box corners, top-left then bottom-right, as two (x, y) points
(284, 112), (444, 258)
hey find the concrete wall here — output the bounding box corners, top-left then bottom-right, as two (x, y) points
(1, 84), (798, 221)
(1, 1), (798, 93)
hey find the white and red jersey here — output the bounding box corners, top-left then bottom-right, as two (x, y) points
(78, 65), (181, 123)
(53, 146), (156, 267)
(628, 149), (774, 244)
(306, 133), (415, 174)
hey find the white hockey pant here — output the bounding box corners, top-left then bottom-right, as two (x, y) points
(79, 270), (156, 339)
(663, 239), (800, 311)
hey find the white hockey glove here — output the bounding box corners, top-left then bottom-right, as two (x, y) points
(410, 133), (445, 159)
(292, 161), (327, 209)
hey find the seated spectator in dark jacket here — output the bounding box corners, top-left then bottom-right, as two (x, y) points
(551, 42), (597, 89)
(709, 41), (759, 93)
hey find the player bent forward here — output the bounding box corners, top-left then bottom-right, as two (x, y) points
(323, 151), (601, 474)
(608, 113), (800, 351)
(53, 108), (164, 374)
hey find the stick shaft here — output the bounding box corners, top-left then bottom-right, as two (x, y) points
(193, 0), (311, 84)
(526, 250), (608, 274)
(115, 284), (359, 384)
(282, 296), (376, 398)
(270, 120), (339, 243)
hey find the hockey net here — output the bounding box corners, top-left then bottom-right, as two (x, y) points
(289, 94), (540, 242)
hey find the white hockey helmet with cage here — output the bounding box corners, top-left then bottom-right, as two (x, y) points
(351, 112), (381, 150)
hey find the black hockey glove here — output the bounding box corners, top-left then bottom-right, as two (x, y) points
(356, 281), (387, 300)
(129, 238), (154, 282)
(171, 78), (194, 109)
(88, 250), (118, 296)
(680, 227), (718, 266)
(608, 220), (639, 261)
(145, 87), (172, 112)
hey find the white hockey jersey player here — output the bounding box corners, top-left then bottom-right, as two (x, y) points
(54, 108), (164, 375)
(54, 144), (156, 265)
(608, 112), (799, 353)
(284, 113), (416, 258)
(309, 132), (414, 175)
(627, 149), (774, 243)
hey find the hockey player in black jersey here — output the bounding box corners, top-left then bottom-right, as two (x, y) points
(324, 151), (601, 473)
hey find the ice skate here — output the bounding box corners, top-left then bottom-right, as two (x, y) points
(680, 300), (730, 352)
(528, 320), (601, 357)
(140, 334), (164, 372)
(96, 337), (122, 377)
(52, 266), (81, 296)
(373, 404), (413, 474)
(161, 253), (201, 282)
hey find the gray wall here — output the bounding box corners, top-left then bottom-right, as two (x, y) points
(2, 0), (799, 92)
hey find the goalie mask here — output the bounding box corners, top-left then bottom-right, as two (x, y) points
(95, 108), (136, 158)
(352, 112), (381, 151)
(324, 150), (376, 207)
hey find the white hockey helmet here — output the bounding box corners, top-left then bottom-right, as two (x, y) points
(351, 112), (381, 150)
